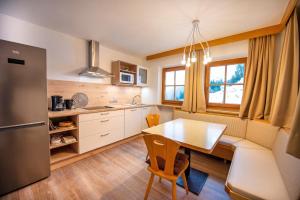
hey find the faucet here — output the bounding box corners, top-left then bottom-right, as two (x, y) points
(132, 95), (141, 105)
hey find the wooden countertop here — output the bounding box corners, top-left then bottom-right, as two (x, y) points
(48, 104), (154, 118)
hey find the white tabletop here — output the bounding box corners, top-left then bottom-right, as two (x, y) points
(142, 118), (227, 153)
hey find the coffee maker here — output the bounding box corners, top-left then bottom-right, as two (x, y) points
(51, 95), (64, 111)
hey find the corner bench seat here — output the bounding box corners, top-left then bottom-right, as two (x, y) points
(174, 111), (300, 200)
(219, 135), (243, 146)
(226, 147), (290, 200)
(233, 139), (269, 151)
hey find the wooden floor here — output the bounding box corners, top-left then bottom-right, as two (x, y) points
(1, 137), (231, 200)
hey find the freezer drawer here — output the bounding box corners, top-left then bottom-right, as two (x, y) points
(0, 124), (50, 195)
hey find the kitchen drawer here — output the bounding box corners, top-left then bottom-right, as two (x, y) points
(79, 110), (124, 122)
(79, 113), (101, 122)
(79, 133), (101, 154)
(99, 127), (123, 147)
(79, 118), (124, 153)
(99, 115), (124, 134)
(99, 110), (124, 118)
(79, 119), (101, 138)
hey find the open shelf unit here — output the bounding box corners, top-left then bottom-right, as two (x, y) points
(50, 146), (78, 164)
(50, 140), (78, 150)
(111, 60), (137, 85)
(49, 126), (78, 135)
(48, 114), (79, 164)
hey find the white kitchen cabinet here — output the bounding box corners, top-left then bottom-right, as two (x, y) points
(125, 108), (142, 138)
(141, 106), (155, 129)
(137, 66), (148, 86)
(79, 110), (124, 154)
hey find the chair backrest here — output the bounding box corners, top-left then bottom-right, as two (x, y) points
(143, 134), (180, 176)
(146, 114), (160, 128)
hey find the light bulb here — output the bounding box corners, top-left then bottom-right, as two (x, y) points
(181, 59), (186, 65)
(181, 54), (186, 65)
(191, 51), (197, 63)
(187, 57), (190, 63)
(206, 51), (212, 63)
(186, 61), (191, 67)
(207, 56), (212, 62)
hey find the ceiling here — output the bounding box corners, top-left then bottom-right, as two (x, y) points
(0, 0), (289, 57)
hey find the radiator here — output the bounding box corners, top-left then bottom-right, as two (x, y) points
(174, 110), (247, 138)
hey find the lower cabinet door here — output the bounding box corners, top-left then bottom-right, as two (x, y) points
(79, 134), (101, 154)
(99, 115), (124, 147)
(125, 108), (142, 138)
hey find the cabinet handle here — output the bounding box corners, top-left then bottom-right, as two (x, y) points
(101, 119), (109, 123)
(101, 112), (109, 115)
(100, 132), (110, 137)
(130, 109), (137, 111)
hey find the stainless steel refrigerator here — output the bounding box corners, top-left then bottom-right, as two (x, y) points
(0, 40), (50, 196)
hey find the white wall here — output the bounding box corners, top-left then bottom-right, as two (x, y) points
(0, 14), (145, 84)
(142, 40), (249, 104)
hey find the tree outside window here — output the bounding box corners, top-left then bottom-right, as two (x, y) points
(205, 58), (247, 109)
(162, 66), (185, 105)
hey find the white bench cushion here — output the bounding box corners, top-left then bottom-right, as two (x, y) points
(246, 120), (279, 149)
(227, 148), (289, 200)
(273, 129), (300, 200)
(219, 135), (243, 146)
(234, 139), (268, 150)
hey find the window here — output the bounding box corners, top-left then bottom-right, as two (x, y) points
(162, 66), (185, 105)
(205, 58), (246, 109)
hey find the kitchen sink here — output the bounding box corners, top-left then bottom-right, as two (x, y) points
(83, 106), (114, 110)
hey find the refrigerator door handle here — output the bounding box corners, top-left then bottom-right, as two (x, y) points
(0, 121), (46, 130)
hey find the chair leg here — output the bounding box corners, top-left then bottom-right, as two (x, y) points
(181, 173), (189, 195)
(144, 173), (154, 200)
(172, 180), (177, 200)
(159, 177), (162, 183)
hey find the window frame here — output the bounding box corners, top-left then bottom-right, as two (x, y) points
(161, 66), (186, 105)
(205, 57), (247, 109)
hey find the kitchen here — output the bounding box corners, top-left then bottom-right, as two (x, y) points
(1, 1), (300, 200)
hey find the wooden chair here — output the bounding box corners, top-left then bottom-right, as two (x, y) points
(146, 114), (160, 128)
(143, 134), (189, 200)
(145, 114), (160, 160)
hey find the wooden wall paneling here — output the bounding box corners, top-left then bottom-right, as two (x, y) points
(47, 80), (141, 107)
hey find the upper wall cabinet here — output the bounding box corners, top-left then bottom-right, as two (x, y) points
(111, 60), (148, 87)
(137, 65), (148, 87)
(111, 60), (137, 86)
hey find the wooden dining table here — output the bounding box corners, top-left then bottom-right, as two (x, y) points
(142, 118), (227, 195)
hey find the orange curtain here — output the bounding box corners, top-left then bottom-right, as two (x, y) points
(239, 35), (276, 119)
(269, 11), (299, 128)
(182, 51), (206, 113)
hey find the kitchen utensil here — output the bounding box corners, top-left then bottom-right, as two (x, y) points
(64, 99), (73, 110)
(51, 95), (64, 111)
(58, 121), (74, 127)
(72, 92), (88, 108)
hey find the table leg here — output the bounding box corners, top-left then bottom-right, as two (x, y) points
(176, 148), (208, 195)
(184, 148), (191, 178)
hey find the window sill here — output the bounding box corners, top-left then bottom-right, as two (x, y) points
(206, 108), (239, 116)
(157, 104), (182, 109)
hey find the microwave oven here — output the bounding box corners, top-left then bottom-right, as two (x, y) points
(120, 72), (134, 84)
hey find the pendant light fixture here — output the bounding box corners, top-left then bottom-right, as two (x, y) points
(181, 19), (212, 67)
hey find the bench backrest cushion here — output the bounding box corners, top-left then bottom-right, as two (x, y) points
(272, 129), (300, 200)
(174, 110), (247, 138)
(246, 120), (279, 149)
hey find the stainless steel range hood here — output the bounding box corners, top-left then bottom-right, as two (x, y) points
(79, 40), (114, 78)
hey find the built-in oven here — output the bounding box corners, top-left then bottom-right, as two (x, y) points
(120, 72), (134, 84)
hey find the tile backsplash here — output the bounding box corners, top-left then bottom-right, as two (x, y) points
(47, 80), (141, 107)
